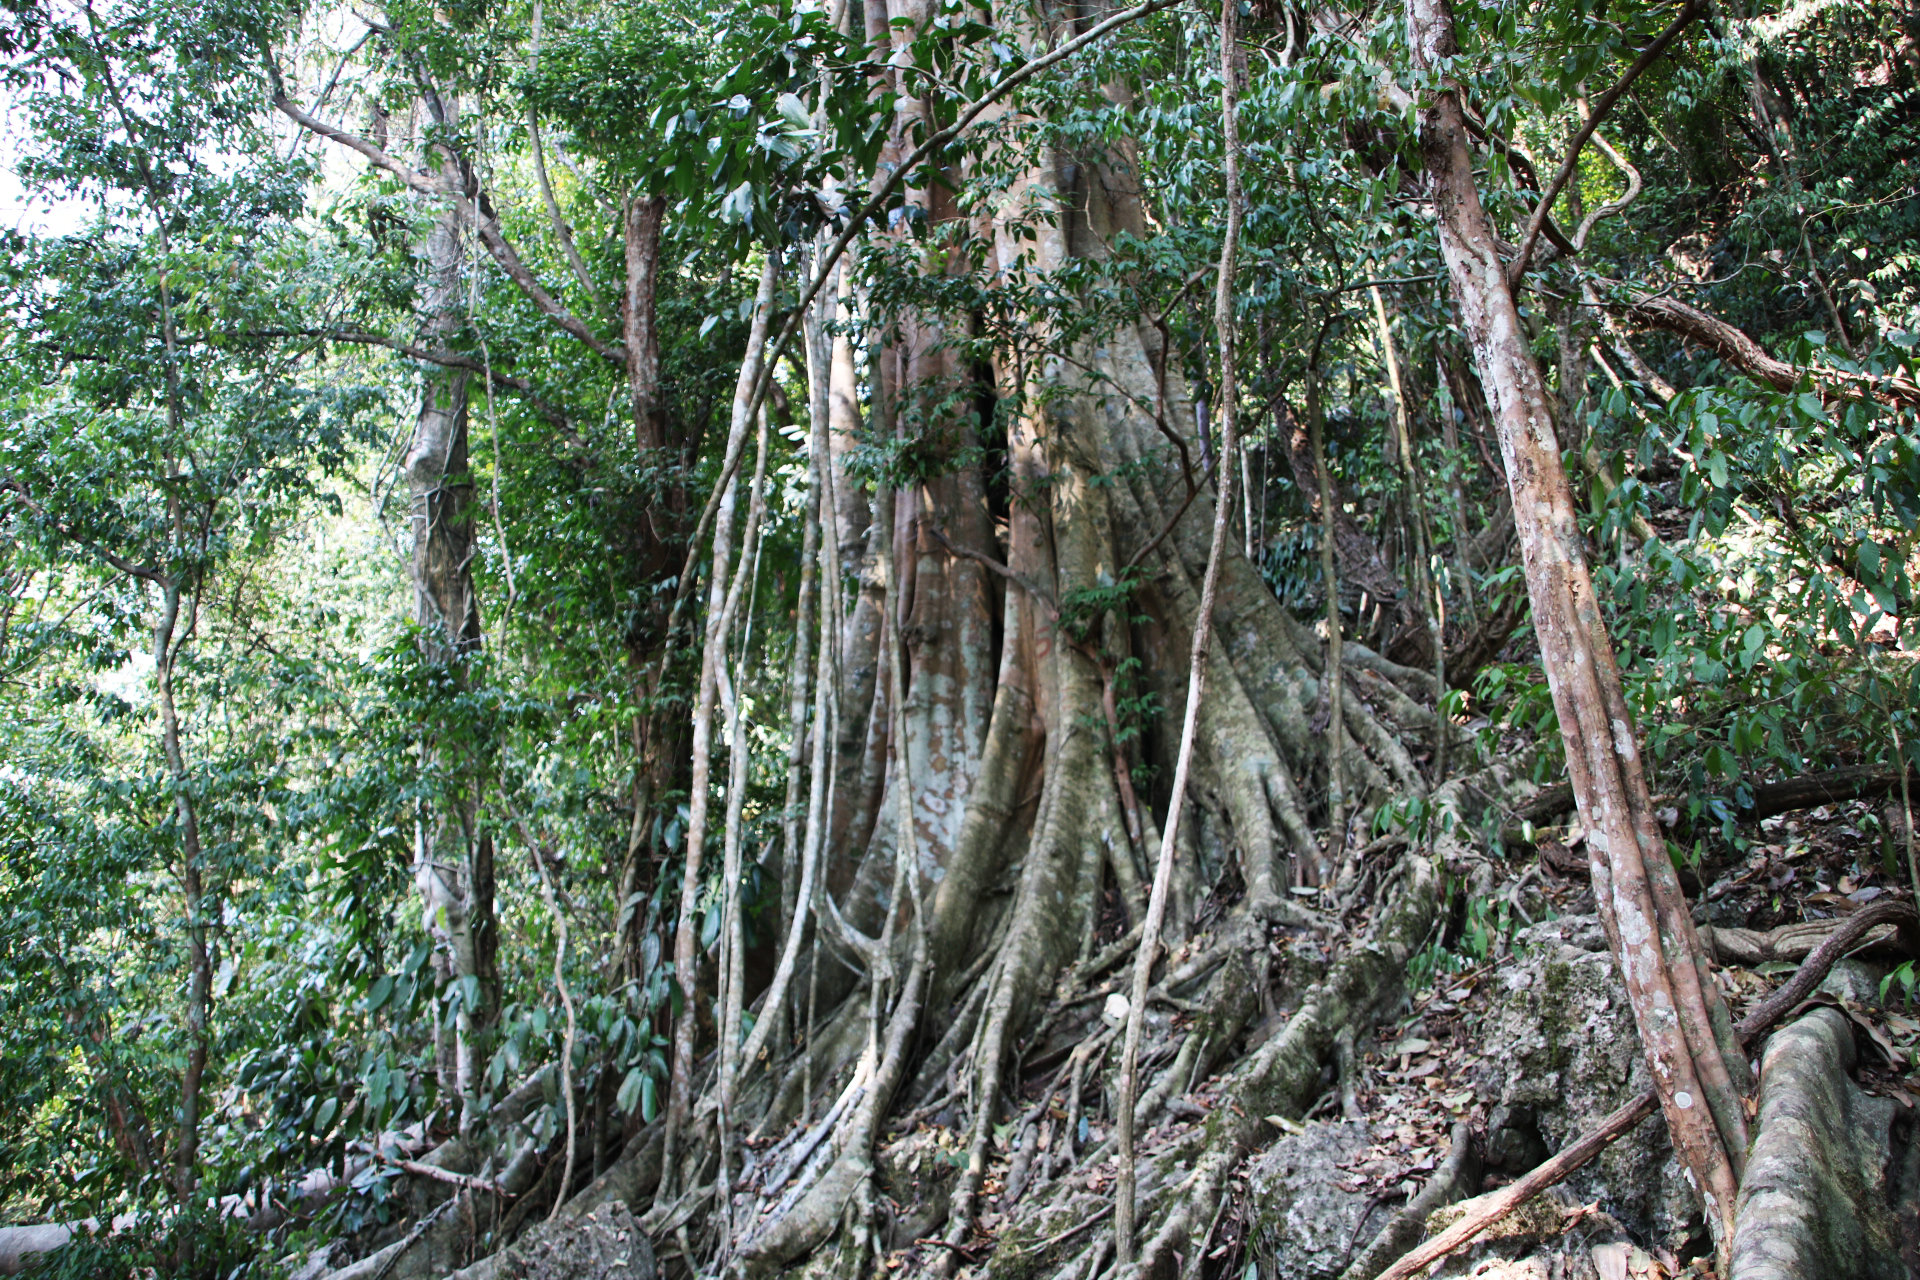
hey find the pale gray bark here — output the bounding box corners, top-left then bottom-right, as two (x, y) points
(404, 159), (495, 1135)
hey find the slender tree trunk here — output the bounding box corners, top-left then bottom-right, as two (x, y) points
(779, 282), (827, 940)
(826, 265), (870, 560)
(730, 269), (841, 1103)
(1405, 0), (1749, 1247)
(154, 578), (212, 1206)
(1279, 404), (1403, 642)
(1743, 60), (1858, 356)
(105, 69), (214, 1216)
(773, 283), (827, 1030)
(1309, 370), (1349, 877)
(1433, 350), (1478, 623)
(71, 1007), (156, 1175)
(1371, 285), (1447, 788)
(717, 407), (772, 1221)
(663, 255), (779, 1195)
(405, 191), (497, 1133)
(525, 0), (602, 315)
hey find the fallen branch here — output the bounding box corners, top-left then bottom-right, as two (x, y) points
(1732, 899), (1920, 1041)
(1602, 285), (1920, 408)
(1035, 1203), (1112, 1253)
(1738, 765), (1920, 822)
(914, 1237), (985, 1264)
(1371, 1093), (1658, 1280)
(1507, 765), (1920, 840)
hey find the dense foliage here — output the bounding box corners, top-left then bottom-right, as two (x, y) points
(0, 0), (1915, 1272)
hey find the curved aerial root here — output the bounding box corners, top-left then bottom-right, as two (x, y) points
(733, 940), (931, 1278)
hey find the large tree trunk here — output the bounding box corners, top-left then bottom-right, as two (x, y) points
(1405, 0), (1750, 1249)
(653, 7), (1445, 1276)
(364, 10), (1488, 1280)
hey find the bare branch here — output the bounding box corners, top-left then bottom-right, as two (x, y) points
(298, 329), (578, 432)
(0, 480), (169, 585)
(376, 1153), (510, 1197)
(1600, 283), (1920, 407)
(268, 65), (626, 367)
(1571, 114), (1643, 251)
(1508, 0), (1702, 286)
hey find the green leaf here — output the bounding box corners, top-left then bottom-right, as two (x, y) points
(720, 181), (754, 225)
(775, 92), (810, 128)
(403, 943), (432, 977)
(617, 1067), (644, 1114)
(1704, 744), (1738, 780)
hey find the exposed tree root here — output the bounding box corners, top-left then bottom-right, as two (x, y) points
(1340, 1121), (1480, 1280)
(979, 849), (1442, 1280)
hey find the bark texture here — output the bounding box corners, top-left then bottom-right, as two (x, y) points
(1405, 0), (1749, 1247)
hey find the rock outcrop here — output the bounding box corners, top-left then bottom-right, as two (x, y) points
(1475, 916), (1696, 1252)
(1245, 1119), (1380, 1278)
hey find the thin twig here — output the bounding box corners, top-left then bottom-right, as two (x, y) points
(1036, 1202), (1113, 1252)
(376, 1153), (510, 1196)
(525, 0), (605, 312)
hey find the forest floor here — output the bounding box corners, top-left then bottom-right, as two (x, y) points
(859, 797), (1920, 1280)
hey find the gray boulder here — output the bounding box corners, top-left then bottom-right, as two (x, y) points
(1476, 916), (1696, 1251)
(498, 1202), (656, 1280)
(1245, 1119), (1379, 1278)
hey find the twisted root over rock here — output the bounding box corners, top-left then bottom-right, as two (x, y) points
(989, 849), (1441, 1280)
